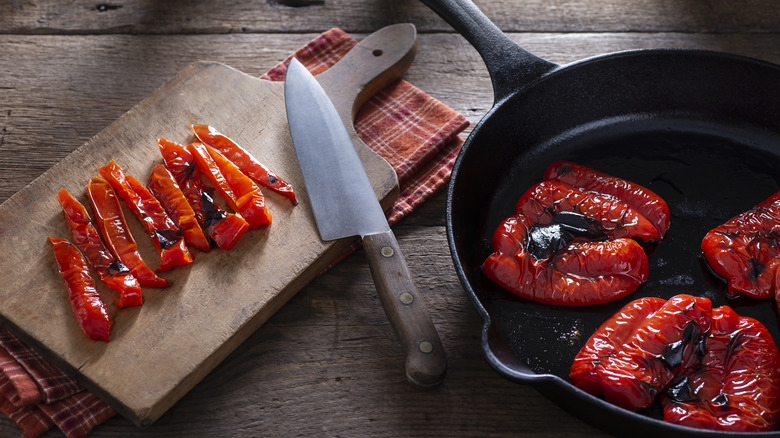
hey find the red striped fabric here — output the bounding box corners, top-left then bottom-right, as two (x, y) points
(0, 28), (467, 437)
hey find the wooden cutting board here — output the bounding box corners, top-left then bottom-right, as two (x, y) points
(0, 24), (417, 427)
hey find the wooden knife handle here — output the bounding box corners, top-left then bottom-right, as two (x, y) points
(362, 230), (447, 387)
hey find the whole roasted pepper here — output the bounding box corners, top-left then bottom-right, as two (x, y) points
(157, 138), (249, 250)
(87, 176), (168, 288)
(98, 160), (193, 272)
(701, 189), (780, 303)
(55, 188), (142, 308)
(192, 124), (297, 205)
(571, 294), (780, 432)
(49, 237), (111, 341)
(482, 162), (669, 306)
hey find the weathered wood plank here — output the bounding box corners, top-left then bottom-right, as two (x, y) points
(1, 0), (779, 34)
(2, 32), (779, 202)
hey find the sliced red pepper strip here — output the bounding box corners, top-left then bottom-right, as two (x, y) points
(147, 164), (211, 252)
(571, 294), (780, 432)
(98, 160), (193, 272)
(49, 237), (111, 341)
(701, 189), (780, 300)
(87, 176), (168, 288)
(55, 188), (142, 308)
(543, 161), (670, 238)
(157, 138), (249, 250)
(188, 142), (272, 229)
(192, 124), (297, 205)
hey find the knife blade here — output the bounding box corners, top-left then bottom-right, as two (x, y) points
(284, 57), (447, 387)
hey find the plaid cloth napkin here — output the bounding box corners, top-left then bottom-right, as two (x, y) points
(0, 28), (468, 437)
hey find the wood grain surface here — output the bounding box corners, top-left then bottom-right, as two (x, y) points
(1, 0), (779, 436)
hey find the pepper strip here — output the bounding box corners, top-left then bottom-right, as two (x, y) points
(157, 138), (249, 250)
(98, 160), (193, 272)
(192, 124), (297, 205)
(55, 188), (142, 308)
(49, 237), (111, 341)
(189, 142), (272, 229)
(148, 164), (211, 252)
(87, 176), (168, 288)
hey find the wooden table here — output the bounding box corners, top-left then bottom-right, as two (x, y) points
(1, 1), (779, 436)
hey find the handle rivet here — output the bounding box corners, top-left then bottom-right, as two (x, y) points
(380, 246), (394, 258)
(399, 292), (413, 305)
(419, 341), (434, 354)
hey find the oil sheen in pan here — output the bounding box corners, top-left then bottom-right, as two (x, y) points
(479, 117), (780, 386)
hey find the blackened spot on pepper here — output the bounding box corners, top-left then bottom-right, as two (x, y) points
(154, 229), (183, 250)
(107, 259), (129, 275)
(182, 162), (199, 181)
(661, 321), (703, 370)
(201, 192), (227, 228)
(749, 258), (765, 280)
(526, 211), (608, 261)
(528, 224), (571, 261)
(665, 376), (692, 402)
(553, 211), (609, 241)
(268, 173), (279, 184)
(712, 393), (729, 407)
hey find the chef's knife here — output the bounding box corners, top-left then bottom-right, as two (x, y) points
(284, 58), (447, 387)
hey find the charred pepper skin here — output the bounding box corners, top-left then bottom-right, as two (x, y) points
(55, 188), (142, 308)
(49, 237), (111, 342)
(482, 162), (670, 306)
(98, 160), (193, 272)
(483, 179), (654, 306)
(157, 138), (249, 250)
(87, 176), (169, 288)
(482, 212), (649, 306)
(571, 294), (780, 432)
(701, 189), (780, 302)
(147, 164), (211, 253)
(192, 124), (297, 205)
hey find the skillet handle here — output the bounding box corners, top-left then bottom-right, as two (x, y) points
(419, 0), (557, 101)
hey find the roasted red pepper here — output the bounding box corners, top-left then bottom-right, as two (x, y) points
(515, 180), (661, 242)
(157, 138), (249, 250)
(55, 188), (142, 308)
(189, 142), (272, 229)
(192, 124), (297, 205)
(147, 164), (211, 252)
(571, 294), (780, 432)
(544, 160), (670, 238)
(98, 160), (193, 272)
(483, 175), (658, 305)
(701, 189), (780, 301)
(482, 213), (649, 305)
(49, 237), (111, 341)
(87, 176), (168, 288)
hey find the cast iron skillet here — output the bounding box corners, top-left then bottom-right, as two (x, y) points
(420, 0), (780, 436)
